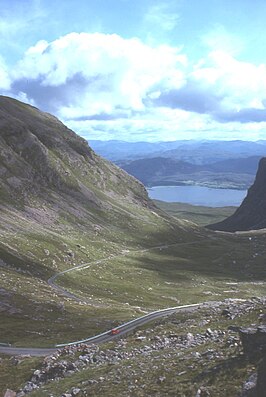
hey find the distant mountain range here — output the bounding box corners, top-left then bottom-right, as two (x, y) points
(89, 139), (266, 189)
(89, 139), (266, 164)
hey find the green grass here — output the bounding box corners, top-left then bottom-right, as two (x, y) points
(55, 233), (266, 313)
(0, 355), (42, 393)
(1, 215), (266, 348)
(25, 299), (265, 397)
(154, 200), (236, 226)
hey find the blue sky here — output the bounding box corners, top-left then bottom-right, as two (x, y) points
(1, 0), (266, 141)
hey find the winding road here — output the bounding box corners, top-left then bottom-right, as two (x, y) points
(0, 239), (216, 356)
(0, 302), (203, 356)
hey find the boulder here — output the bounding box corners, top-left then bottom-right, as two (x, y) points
(4, 390), (16, 397)
(239, 326), (266, 359)
(256, 356), (266, 397)
(239, 373), (257, 397)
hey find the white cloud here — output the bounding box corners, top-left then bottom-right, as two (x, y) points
(192, 50), (266, 112)
(11, 32), (186, 118)
(67, 107), (266, 142)
(3, 30), (266, 141)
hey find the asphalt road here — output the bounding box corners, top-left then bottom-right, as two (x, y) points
(0, 302), (202, 356)
(0, 239), (214, 356)
(47, 240), (205, 302)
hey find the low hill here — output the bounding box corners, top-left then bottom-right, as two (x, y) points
(118, 156), (258, 189)
(207, 157), (266, 231)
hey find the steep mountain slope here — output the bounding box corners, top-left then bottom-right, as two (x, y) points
(0, 96), (151, 211)
(208, 157), (266, 231)
(0, 96), (203, 347)
(1, 95), (202, 274)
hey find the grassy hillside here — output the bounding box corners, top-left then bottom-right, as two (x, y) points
(154, 200), (236, 226)
(2, 298), (265, 396)
(0, 96), (203, 348)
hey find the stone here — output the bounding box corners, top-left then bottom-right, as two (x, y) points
(186, 333), (194, 343)
(258, 313), (266, 324)
(195, 387), (210, 396)
(4, 390), (16, 397)
(239, 373), (257, 397)
(135, 336), (146, 341)
(71, 388), (81, 396)
(239, 326), (266, 358)
(256, 356), (266, 397)
(205, 328), (213, 336)
(157, 376), (166, 384)
(16, 392), (26, 397)
(23, 382), (38, 393)
(221, 308), (231, 318)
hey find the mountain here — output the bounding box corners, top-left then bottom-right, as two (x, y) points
(89, 139), (266, 164)
(88, 139), (192, 161)
(118, 156), (259, 189)
(207, 157), (266, 231)
(159, 140), (266, 164)
(2, 97), (266, 396)
(0, 96), (200, 347)
(0, 96), (151, 213)
(1, 96), (197, 263)
(120, 157), (198, 186)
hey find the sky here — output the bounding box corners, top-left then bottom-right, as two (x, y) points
(1, 0), (266, 142)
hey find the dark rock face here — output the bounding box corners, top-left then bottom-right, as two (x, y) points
(207, 157), (266, 231)
(239, 326), (266, 359)
(238, 326), (266, 397)
(256, 356), (266, 397)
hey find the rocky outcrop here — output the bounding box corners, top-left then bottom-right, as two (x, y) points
(256, 356), (266, 397)
(238, 326), (266, 397)
(239, 326), (266, 359)
(207, 157), (266, 231)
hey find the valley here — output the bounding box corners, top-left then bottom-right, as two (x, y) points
(0, 97), (266, 396)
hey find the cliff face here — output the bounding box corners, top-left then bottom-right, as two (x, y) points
(207, 157), (266, 232)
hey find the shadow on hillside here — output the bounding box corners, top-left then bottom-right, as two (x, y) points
(132, 229), (266, 283)
(0, 245), (54, 280)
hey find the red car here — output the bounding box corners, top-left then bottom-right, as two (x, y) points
(110, 329), (120, 335)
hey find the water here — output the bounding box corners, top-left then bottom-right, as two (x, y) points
(147, 185), (247, 207)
